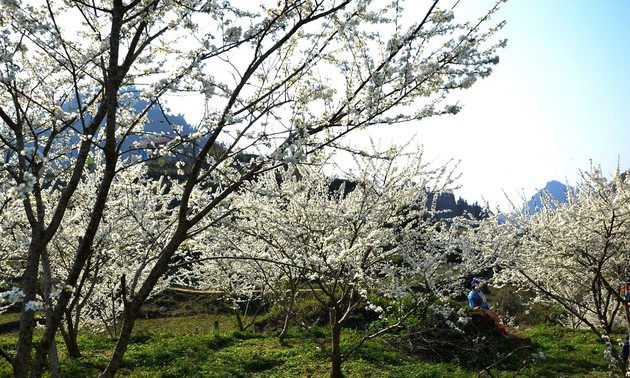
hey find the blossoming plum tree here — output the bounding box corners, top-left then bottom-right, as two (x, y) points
(0, 0), (506, 376)
(182, 147), (478, 378)
(0, 157), (180, 362)
(476, 167), (630, 375)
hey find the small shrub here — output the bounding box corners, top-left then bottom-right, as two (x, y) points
(388, 305), (530, 370)
(254, 298), (328, 333)
(129, 332), (154, 344)
(492, 285), (568, 326)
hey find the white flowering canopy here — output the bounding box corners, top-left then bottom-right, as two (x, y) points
(182, 146), (477, 319)
(476, 166), (630, 366)
(0, 0), (507, 376)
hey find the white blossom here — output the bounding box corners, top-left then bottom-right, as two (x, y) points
(24, 300), (44, 312)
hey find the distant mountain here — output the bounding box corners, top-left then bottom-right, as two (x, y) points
(526, 180), (571, 214)
(118, 97), (198, 155)
(427, 191), (488, 220)
(62, 89), (199, 156)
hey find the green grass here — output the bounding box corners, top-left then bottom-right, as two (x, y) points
(0, 315), (618, 377)
(514, 325), (614, 377)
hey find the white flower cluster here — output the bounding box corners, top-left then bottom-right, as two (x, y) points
(0, 287), (25, 305)
(0, 0), (19, 9)
(366, 302), (383, 314)
(224, 26), (242, 44)
(24, 300), (44, 312)
(21, 147), (46, 163)
(175, 160), (186, 175)
(8, 171), (37, 200)
(456, 308), (471, 326)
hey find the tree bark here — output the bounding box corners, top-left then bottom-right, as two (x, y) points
(278, 312), (291, 345)
(48, 339), (61, 378)
(330, 322), (344, 378)
(42, 248), (62, 377)
(99, 304), (138, 378)
(100, 230), (188, 377)
(234, 309), (244, 332)
(13, 237), (45, 378)
(278, 285), (297, 345)
(61, 311), (82, 359)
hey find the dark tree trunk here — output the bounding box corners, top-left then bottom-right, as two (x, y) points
(13, 238), (45, 378)
(61, 310), (82, 359)
(278, 281), (298, 345)
(100, 230), (189, 377)
(99, 305), (138, 378)
(48, 339), (61, 378)
(234, 309), (244, 332)
(330, 323), (343, 378)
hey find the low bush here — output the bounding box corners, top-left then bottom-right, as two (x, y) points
(387, 305), (531, 370)
(492, 285), (568, 326)
(254, 298), (328, 333)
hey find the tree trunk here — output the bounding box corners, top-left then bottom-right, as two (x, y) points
(48, 339), (61, 378)
(13, 239), (45, 378)
(61, 311), (82, 359)
(41, 246), (71, 375)
(278, 287), (297, 345)
(234, 309), (244, 332)
(99, 305), (138, 378)
(100, 232), (189, 377)
(330, 323), (343, 378)
(278, 312), (291, 345)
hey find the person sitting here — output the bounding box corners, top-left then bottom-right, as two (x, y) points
(467, 277), (506, 334)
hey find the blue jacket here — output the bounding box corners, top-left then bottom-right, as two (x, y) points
(468, 289), (490, 310)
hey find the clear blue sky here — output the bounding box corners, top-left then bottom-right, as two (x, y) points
(366, 0), (630, 210)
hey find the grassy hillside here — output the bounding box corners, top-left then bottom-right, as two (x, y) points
(0, 309), (616, 377)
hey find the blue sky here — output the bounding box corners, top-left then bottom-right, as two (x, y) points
(167, 0), (629, 210)
(464, 0), (630, 209)
(367, 0), (630, 210)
